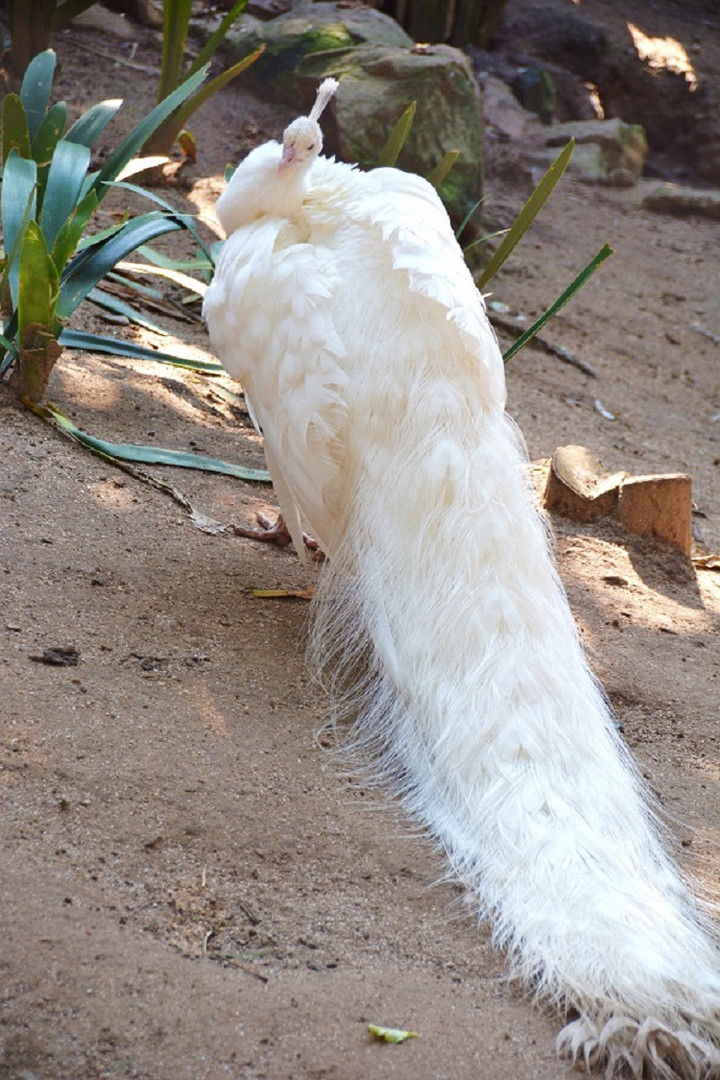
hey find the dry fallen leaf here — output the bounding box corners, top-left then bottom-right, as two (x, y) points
(368, 1024), (418, 1044)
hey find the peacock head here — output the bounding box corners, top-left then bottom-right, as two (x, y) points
(280, 117), (323, 170)
(280, 77), (339, 172)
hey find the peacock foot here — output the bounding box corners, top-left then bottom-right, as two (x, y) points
(230, 512), (320, 554)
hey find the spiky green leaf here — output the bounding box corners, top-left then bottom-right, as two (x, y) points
(477, 140), (575, 290)
(159, 0), (193, 102)
(65, 98), (123, 149)
(503, 244), (613, 363)
(20, 50), (57, 142)
(2, 151), (38, 308)
(39, 139), (92, 251)
(146, 47), (264, 158)
(377, 102), (416, 168)
(427, 149), (460, 189)
(455, 197), (484, 242)
(51, 189), (99, 271)
(57, 212), (184, 319)
(59, 328), (224, 372)
(115, 260), (208, 297)
(88, 287), (167, 332)
(18, 222), (54, 338)
(2, 94), (31, 165)
(109, 180), (214, 270)
(89, 64), (208, 200)
(186, 0), (249, 76)
(31, 101), (68, 167)
(34, 401), (271, 481)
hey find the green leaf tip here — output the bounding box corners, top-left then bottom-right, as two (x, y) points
(502, 242), (613, 364)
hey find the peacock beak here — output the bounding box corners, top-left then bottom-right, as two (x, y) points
(280, 143), (297, 169)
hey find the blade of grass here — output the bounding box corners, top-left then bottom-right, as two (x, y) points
(477, 139), (575, 290)
(186, 0), (250, 76)
(464, 226), (508, 257)
(377, 102), (416, 167)
(502, 244), (613, 363)
(455, 196), (484, 241)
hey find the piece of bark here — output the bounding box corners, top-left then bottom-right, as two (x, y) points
(543, 445), (693, 555)
(543, 445), (626, 522)
(617, 474), (692, 556)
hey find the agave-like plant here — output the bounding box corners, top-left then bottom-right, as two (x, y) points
(0, 49), (212, 403)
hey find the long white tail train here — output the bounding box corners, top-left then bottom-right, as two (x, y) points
(203, 80), (720, 1078)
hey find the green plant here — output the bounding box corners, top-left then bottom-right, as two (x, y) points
(4, 0), (99, 76)
(141, 0), (263, 159)
(0, 48), (212, 402)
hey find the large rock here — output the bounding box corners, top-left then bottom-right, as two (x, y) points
(545, 117), (648, 183)
(226, 2), (484, 223)
(227, 1), (415, 105)
(481, 73), (541, 141)
(299, 42), (483, 223)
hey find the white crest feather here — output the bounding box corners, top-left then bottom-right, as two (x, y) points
(308, 77), (339, 123)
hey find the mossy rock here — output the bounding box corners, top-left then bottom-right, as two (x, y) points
(226, 1), (414, 105)
(299, 43), (484, 225)
(546, 117), (648, 178)
(225, 3), (483, 225)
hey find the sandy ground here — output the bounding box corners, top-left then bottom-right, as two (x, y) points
(1, 2), (719, 1078)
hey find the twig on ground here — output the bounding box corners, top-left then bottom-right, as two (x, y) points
(491, 314), (599, 378)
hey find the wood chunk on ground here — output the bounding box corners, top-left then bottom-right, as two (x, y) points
(618, 474), (692, 556)
(543, 445), (627, 522)
(542, 445), (692, 555)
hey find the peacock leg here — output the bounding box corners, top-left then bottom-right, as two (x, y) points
(230, 512), (319, 552)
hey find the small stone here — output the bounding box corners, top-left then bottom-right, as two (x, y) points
(29, 645), (80, 666)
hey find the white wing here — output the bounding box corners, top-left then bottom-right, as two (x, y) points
(204, 218), (349, 554)
(342, 165), (506, 409)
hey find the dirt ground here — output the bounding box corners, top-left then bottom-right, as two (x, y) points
(1, 2), (719, 1078)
